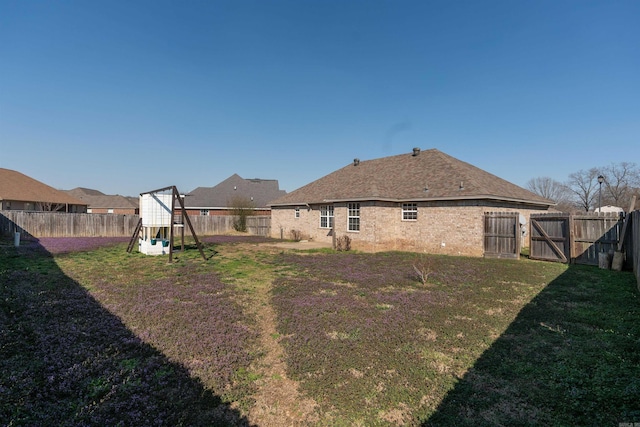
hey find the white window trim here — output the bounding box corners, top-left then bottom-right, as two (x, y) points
(320, 205), (334, 229)
(200, 209), (210, 216)
(347, 202), (360, 232)
(294, 207), (300, 218)
(402, 203), (417, 221)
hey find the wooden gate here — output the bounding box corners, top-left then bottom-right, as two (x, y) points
(484, 212), (520, 259)
(530, 213), (622, 265)
(530, 214), (571, 263)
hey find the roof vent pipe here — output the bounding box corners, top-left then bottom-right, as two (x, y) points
(412, 147), (420, 156)
(354, 158), (360, 166)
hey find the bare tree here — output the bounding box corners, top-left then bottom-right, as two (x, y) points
(526, 176), (572, 203)
(600, 162), (640, 209)
(229, 196), (255, 232)
(566, 168), (600, 212)
(36, 202), (65, 212)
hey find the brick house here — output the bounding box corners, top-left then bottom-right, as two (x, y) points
(184, 174), (286, 216)
(0, 168), (87, 213)
(268, 148), (555, 256)
(65, 188), (139, 214)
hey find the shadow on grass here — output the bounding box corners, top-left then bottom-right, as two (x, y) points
(0, 238), (251, 426)
(423, 264), (640, 426)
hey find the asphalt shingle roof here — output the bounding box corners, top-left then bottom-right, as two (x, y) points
(269, 148), (554, 207)
(185, 174), (286, 209)
(65, 188), (139, 209)
(0, 168), (86, 206)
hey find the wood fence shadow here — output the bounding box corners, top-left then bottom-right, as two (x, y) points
(422, 264), (640, 426)
(0, 236), (252, 426)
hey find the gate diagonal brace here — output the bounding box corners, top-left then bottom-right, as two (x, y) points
(532, 219), (567, 263)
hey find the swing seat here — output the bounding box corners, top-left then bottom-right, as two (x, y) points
(162, 240), (170, 247)
(151, 239), (157, 245)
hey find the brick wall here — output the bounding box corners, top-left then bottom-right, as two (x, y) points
(271, 205), (330, 242)
(272, 201), (550, 256)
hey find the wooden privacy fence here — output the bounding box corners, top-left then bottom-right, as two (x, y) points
(0, 211), (140, 238)
(0, 211), (272, 238)
(483, 212), (520, 259)
(631, 211), (640, 290)
(529, 212), (623, 265)
(187, 215), (271, 237)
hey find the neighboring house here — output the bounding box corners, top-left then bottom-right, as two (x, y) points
(0, 168), (87, 213)
(184, 174), (286, 216)
(65, 188), (139, 214)
(268, 148), (555, 256)
(593, 205), (624, 214)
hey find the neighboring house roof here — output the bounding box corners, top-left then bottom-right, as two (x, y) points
(65, 188), (139, 209)
(185, 174), (287, 209)
(68, 187), (105, 197)
(0, 168), (86, 206)
(269, 148), (555, 207)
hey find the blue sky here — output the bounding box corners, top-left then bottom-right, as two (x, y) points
(1, 0), (638, 196)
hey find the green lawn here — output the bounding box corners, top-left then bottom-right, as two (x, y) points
(1, 237), (638, 426)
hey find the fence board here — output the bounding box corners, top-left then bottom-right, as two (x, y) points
(572, 213), (621, 265)
(0, 211), (271, 238)
(530, 212), (623, 265)
(631, 211), (640, 290)
(529, 213), (570, 262)
(483, 212), (519, 259)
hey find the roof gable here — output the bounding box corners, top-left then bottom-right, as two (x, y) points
(67, 187), (106, 197)
(185, 174), (286, 209)
(0, 168), (86, 206)
(269, 148), (554, 207)
(65, 188), (138, 209)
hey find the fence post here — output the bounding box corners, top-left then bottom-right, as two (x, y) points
(569, 214), (575, 263)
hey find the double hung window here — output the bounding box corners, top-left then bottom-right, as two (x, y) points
(320, 205), (334, 228)
(402, 203), (417, 220)
(348, 203), (360, 231)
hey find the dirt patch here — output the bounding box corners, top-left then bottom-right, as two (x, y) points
(217, 244), (319, 426)
(260, 240), (333, 250)
(248, 276), (318, 426)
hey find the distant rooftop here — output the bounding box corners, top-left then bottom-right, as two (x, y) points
(185, 174), (286, 209)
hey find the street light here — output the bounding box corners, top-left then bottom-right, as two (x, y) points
(597, 175), (604, 213)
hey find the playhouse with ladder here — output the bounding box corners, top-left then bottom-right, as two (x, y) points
(127, 186), (206, 262)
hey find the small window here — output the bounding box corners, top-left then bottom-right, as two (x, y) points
(348, 203), (360, 231)
(87, 208), (92, 213)
(295, 207), (300, 218)
(200, 209), (209, 216)
(320, 205), (334, 228)
(107, 208), (114, 214)
(402, 203), (417, 220)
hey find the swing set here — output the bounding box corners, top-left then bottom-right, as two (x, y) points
(127, 186), (206, 262)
